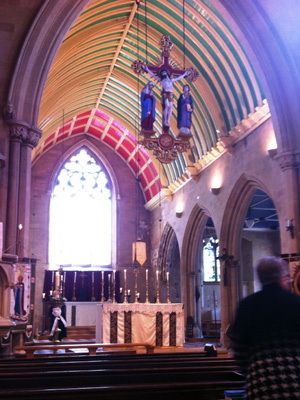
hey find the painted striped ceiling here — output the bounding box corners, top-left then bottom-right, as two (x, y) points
(35, 0), (264, 202)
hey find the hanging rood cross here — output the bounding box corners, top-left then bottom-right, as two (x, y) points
(132, 35), (199, 131)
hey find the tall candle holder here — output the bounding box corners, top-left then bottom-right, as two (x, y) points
(145, 269), (150, 304)
(166, 271), (171, 303)
(123, 269), (128, 304)
(107, 274), (112, 302)
(72, 271), (77, 301)
(112, 270), (116, 303)
(100, 271), (105, 304)
(134, 269), (139, 303)
(91, 271), (96, 301)
(155, 270), (160, 304)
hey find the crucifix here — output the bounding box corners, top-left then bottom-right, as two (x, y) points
(132, 35), (198, 132)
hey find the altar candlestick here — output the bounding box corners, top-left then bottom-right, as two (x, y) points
(156, 270), (160, 304)
(166, 271), (171, 304)
(145, 269), (150, 304)
(72, 271), (77, 301)
(101, 271), (105, 303)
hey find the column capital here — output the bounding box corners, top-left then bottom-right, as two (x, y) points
(6, 120), (42, 148)
(274, 150), (300, 171)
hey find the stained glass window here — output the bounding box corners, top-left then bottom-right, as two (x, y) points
(49, 148), (112, 269)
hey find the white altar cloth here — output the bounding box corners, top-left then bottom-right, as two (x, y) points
(66, 302), (98, 326)
(96, 303), (184, 346)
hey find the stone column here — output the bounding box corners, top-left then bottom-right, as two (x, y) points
(5, 120), (41, 258)
(18, 127), (41, 258)
(5, 123), (24, 255)
(275, 151), (300, 253)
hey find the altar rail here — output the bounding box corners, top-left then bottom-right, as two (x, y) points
(15, 342), (154, 358)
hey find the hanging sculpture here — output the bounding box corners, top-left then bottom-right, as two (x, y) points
(132, 35), (199, 164)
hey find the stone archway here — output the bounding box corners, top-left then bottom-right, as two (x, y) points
(181, 204), (212, 338)
(219, 173), (279, 344)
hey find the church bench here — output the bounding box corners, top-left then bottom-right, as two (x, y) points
(14, 342), (154, 357)
(0, 354), (238, 372)
(0, 364), (244, 391)
(0, 379), (246, 400)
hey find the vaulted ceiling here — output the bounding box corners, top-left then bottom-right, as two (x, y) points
(35, 0), (266, 202)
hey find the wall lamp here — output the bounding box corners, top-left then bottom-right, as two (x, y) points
(268, 148), (277, 158)
(210, 187), (221, 195)
(286, 219), (295, 239)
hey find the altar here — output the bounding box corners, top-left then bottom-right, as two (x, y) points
(96, 303), (184, 347)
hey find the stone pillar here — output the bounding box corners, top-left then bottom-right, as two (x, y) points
(220, 258), (239, 348)
(5, 120), (41, 258)
(275, 151), (300, 253)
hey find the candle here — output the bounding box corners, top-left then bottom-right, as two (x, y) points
(137, 292), (140, 298)
(156, 270), (159, 280)
(50, 290), (53, 296)
(128, 289), (131, 295)
(124, 269), (127, 281)
(167, 271), (169, 282)
(101, 271), (104, 281)
(74, 271), (77, 283)
(92, 271), (94, 284)
(42, 292), (45, 299)
(55, 272), (60, 289)
(146, 269), (148, 281)
(120, 287), (123, 293)
(113, 270), (116, 282)
(108, 274), (111, 284)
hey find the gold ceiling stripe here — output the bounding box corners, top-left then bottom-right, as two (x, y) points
(95, 1), (139, 109)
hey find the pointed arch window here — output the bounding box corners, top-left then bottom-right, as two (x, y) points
(49, 148), (112, 269)
(203, 238), (220, 282)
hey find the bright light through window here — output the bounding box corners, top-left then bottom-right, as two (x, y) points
(49, 148), (112, 269)
(203, 238), (220, 282)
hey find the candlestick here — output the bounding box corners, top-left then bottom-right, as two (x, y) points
(123, 269), (128, 303)
(145, 269), (149, 303)
(91, 271), (96, 301)
(107, 274), (112, 302)
(134, 269), (139, 303)
(101, 271), (105, 303)
(55, 272), (60, 298)
(112, 271), (116, 303)
(72, 271), (77, 301)
(156, 270), (160, 304)
(166, 271), (171, 304)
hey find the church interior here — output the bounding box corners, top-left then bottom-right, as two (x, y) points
(0, 0), (300, 398)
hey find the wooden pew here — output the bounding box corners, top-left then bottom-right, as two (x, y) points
(14, 342), (154, 357)
(0, 352), (245, 399)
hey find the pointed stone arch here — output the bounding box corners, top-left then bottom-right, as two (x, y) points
(219, 173), (278, 344)
(181, 204), (212, 335)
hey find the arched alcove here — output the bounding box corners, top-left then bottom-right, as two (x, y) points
(158, 223), (181, 303)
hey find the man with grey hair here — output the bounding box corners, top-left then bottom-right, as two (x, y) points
(230, 256), (300, 400)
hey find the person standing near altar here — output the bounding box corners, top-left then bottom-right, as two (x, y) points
(177, 84), (193, 134)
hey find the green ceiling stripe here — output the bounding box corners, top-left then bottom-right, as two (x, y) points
(191, 0), (264, 100)
(65, 11), (130, 41)
(185, 0), (261, 106)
